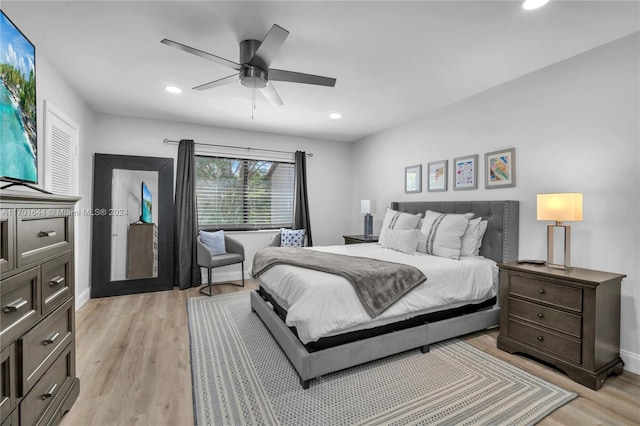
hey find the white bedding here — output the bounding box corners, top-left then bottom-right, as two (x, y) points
(258, 244), (498, 344)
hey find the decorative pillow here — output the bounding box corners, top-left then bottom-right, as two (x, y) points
(200, 230), (226, 255)
(473, 220), (488, 256)
(378, 208), (422, 246)
(417, 210), (473, 259)
(381, 229), (420, 255)
(461, 217), (484, 257)
(280, 228), (306, 247)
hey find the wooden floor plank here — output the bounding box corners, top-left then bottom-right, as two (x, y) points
(61, 282), (640, 426)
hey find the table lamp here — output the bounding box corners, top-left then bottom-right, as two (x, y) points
(361, 200), (376, 238)
(537, 193), (583, 270)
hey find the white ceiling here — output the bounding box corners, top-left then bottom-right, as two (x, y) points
(3, 1), (639, 142)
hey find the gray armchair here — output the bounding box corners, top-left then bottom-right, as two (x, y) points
(197, 235), (245, 297)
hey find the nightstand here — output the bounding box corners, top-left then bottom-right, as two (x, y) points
(343, 235), (379, 245)
(497, 262), (626, 390)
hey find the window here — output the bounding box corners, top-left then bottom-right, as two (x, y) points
(195, 155), (295, 230)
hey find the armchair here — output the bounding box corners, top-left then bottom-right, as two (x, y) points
(197, 234), (245, 296)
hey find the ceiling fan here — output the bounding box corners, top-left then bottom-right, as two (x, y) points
(161, 24), (336, 106)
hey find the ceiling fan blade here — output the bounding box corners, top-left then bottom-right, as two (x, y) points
(193, 74), (238, 91)
(259, 82), (284, 106)
(269, 69), (336, 87)
(248, 24), (289, 70)
(161, 39), (242, 70)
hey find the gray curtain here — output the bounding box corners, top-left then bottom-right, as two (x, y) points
(293, 151), (313, 246)
(174, 139), (202, 289)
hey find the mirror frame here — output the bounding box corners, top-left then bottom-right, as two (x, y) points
(91, 154), (174, 298)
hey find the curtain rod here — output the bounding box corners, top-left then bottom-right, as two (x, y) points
(162, 138), (313, 157)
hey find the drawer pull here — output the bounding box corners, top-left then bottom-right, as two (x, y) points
(41, 383), (58, 400)
(49, 276), (65, 286)
(42, 332), (60, 346)
(39, 230), (57, 237)
(538, 289), (545, 294)
(537, 336), (544, 341)
(537, 313), (544, 318)
(3, 298), (27, 313)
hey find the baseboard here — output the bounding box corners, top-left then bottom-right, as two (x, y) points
(620, 349), (640, 375)
(76, 287), (90, 310)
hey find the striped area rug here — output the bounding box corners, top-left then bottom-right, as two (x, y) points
(187, 292), (577, 426)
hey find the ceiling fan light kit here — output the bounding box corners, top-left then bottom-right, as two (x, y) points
(161, 24), (336, 108)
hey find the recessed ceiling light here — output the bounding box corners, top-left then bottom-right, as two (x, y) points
(329, 113), (342, 120)
(523, 0), (550, 10)
(165, 85), (182, 94)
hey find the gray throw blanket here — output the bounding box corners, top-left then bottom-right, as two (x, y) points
(252, 247), (427, 317)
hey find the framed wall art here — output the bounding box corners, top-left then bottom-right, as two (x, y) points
(485, 148), (516, 188)
(453, 154), (478, 190)
(404, 164), (422, 193)
(427, 160), (447, 192)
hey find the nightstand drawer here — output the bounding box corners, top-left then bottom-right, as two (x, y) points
(0, 268), (39, 347)
(508, 297), (582, 338)
(509, 275), (582, 313)
(508, 319), (581, 364)
(18, 299), (73, 396)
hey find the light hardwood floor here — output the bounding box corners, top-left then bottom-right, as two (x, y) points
(61, 281), (640, 426)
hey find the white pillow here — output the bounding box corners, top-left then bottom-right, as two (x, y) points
(381, 229), (420, 255)
(378, 208), (422, 246)
(473, 220), (488, 256)
(199, 230), (226, 255)
(417, 210), (473, 259)
(461, 217), (484, 257)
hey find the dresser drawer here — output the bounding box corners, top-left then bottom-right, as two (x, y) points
(19, 344), (73, 426)
(16, 213), (71, 268)
(508, 319), (581, 364)
(0, 344), (16, 423)
(41, 253), (73, 316)
(509, 274), (582, 313)
(508, 297), (582, 338)
(18, 299), (73, 396)
(0, 268), (39, 348)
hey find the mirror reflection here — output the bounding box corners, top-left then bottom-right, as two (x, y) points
(110, 169), (159, 281)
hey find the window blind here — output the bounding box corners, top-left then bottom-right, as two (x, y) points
(195, 155), (294, 230)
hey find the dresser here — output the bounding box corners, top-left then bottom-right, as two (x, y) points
(497, 262), (626, 390)
(0, 190), (80, 425)
(127, 223), (158, 279)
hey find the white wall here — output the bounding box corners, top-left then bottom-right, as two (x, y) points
(90, 113), (352, 282)
(350, 33), (640, 373)
(31, 54), (96, 309)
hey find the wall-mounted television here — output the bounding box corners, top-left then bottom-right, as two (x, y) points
(141, 181), (153, 223)
(0, 11), (37, 185)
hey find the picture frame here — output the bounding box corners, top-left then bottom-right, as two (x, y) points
(453, 154), (478, 190)
(427, 160), (448, 192)
(404, 164), (422, 193)
(485, 148), (516, 189)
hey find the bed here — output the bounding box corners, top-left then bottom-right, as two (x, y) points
(250, 200), (519, 388)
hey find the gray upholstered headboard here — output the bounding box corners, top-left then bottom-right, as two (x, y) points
(390, 200), (519, 263)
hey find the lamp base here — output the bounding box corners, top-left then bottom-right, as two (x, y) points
(547, 223), (572, 270)
(363, 214), (373, 238)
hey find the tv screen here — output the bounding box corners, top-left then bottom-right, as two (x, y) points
(141, 181), (152, 223)
(0, 11), (37, 184)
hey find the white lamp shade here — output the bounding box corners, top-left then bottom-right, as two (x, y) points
(361, 199), (376, 215)
(537, 193), (583, 222)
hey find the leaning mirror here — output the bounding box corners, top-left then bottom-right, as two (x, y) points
(91, 154), (174, 298)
